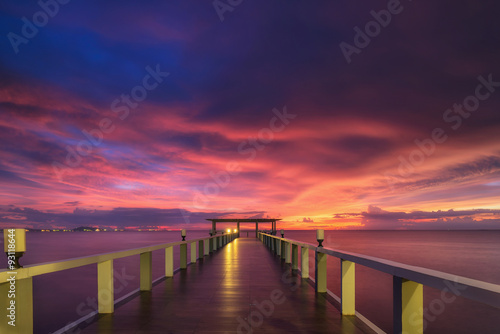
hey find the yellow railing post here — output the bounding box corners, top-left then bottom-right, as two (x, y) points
(301, 247), (309, 278)
(97, 260), (114, 313)
(0, 277), (33, 334)
(276, 238), (281, 256)
(341, 259), (355, 315)
(190, 241), (197, 264)
(281, 240), (286, 260)
(285, 242), (291, 264)
(165, 246), (173, 277)
(315, 251), (327, 293)
(180, 243), (187, 269)
(204, 239), (210, 256)
(292, 244), (298, 270)
(140, 252), (152, 291)
(393, 277), (423, 334)
(212, 237), (217, 252)
(199, 240), (204, 258)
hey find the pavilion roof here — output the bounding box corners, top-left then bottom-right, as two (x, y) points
(205, 218), (281, 222)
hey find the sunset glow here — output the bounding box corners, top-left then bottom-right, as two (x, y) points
(1, 1), (500, 230)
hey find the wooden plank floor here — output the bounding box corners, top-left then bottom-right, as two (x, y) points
(79, 238), (376, 334)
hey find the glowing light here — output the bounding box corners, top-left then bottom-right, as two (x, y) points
(226, 228), (231, 233)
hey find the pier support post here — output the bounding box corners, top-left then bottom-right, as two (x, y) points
(98, 260), (114, 313)
(0, 277), (33, 334)
(255, 222), (258, 238)
(341, 259), (355, 315)
(237, 222), (240, 237)
(140, 252), (152, 291)
(281, 241), (286, 260)
(180, 243), (187, 269)
(165, 246), (173, 277)
(393, 277), (423, 334)
(212, 237), (217, 252)
(199, 240), (204, 258)
(276, 238), (281, 256)
(191, 242), (197, 264)
(292, 244), (298, 270)
(301, 247), (309, 278)
(315, 251), (327, 293)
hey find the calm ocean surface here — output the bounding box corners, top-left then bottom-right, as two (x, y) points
(1, 230), (499, 333)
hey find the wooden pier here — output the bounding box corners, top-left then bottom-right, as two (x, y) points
(78, 237), (375, 333)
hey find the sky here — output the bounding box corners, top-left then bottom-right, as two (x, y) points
(1, 0), (500, 230)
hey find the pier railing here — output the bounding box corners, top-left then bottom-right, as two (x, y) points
(0, 232), (238, 334)
(258, 232), (500, 334)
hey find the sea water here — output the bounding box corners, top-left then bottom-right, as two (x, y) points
(1, 230), (499, 333)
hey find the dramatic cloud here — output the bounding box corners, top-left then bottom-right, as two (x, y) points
(1, 1), (500, 229)
(0, 205), (269, 230)
(334, 206), (500, 230)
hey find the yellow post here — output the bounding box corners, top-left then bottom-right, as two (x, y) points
(199, 240), (204, 258)
(301, 247), (309, 278)
(276, 238), (281, 256)
(291, 244), (298, 270)
(0, 277), (33, 334)
(393, 277), (423, 334)
(341, 259), (355, 315)
(97, 260), (114, 313)
(285, 242), (291, 264)
(281, 241), (286, 260)
(180, 243), (187, 269)
(190, 241), (197, 264)
(212, 237), (217, 252)
(165, 246), (173, 277)
(315, 251), (327, 293)
(3, 228), (26, 252)
(204, 239), (210, 255)
(140, 252), (152, 291)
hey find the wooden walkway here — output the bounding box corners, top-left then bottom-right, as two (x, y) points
(79, 238), (376, 333)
